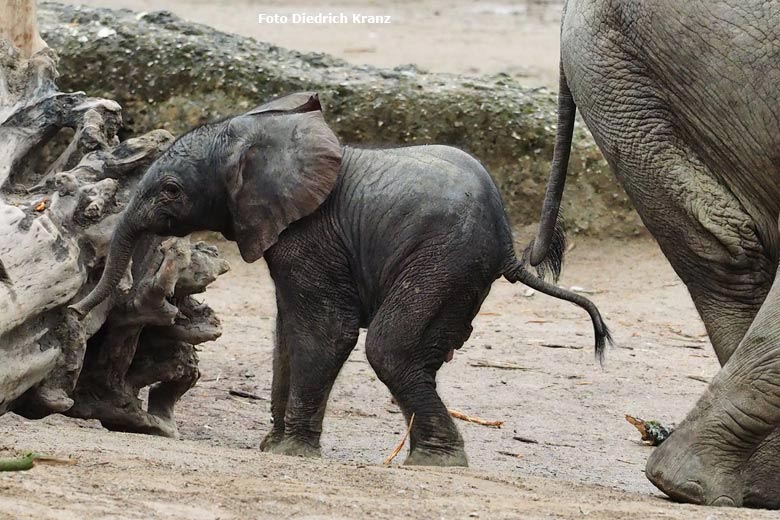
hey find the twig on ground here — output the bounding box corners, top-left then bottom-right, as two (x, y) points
(667, 336), (707, 345)
(384, 413), (415, 465)
(512, 436), (575, 448)
(469, 359), (530, 371)
(687, 375), (709, 383)
(449, 409), (504, 428)
(669, 343), (705, 350)
(666, 326), (707, 341)
(547, 442), (576, 448)
(228, 396), (255, 407)
(539, 343), (584, 350)
(498, 451), (524, 459)
(228, 389), (267, 401)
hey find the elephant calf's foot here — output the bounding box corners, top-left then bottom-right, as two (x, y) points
(259, 429), (285, 451)
(646, 426), (744, 507)
(262, 434), (321, 458)
(404, 446), (468, 467)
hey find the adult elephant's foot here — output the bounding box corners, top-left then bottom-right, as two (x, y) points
(742, 428), (780, 509)
(404, 446), (468, 467)
(261, 434), (321, 458)
(652, 266), (780, 508)
(645, 414), (748, 507)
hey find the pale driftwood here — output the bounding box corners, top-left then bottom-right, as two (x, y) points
(0, 0), (47, 59)
(0, 4), (228, 435)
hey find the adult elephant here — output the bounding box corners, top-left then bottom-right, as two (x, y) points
(529, 0), (780, 509)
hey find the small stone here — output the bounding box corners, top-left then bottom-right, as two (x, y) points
(96, 27), (116, 39)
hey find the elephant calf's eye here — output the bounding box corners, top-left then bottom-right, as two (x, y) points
(162, 182), (181, 198)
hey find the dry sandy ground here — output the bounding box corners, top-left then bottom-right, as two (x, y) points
(57, 0), (563, 86)
(2, 236), (776, 519)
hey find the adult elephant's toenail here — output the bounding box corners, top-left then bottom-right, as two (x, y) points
(710, 495), (737, 507)
(670, 481), (706, 504)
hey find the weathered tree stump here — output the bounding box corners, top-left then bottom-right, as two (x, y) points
(0, 0), (228, 436)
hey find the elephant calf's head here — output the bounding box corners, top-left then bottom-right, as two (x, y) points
(70, 92), (342, 318)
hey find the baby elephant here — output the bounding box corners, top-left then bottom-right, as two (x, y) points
(72, 92), (610, 466)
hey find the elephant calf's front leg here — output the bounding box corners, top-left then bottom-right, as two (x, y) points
(259, 315), (290, 452)
(261, 302), (359, 458)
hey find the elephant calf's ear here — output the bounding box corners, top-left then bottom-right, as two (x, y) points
(224, 110), (342, 262)
(245, 91), (322, 115)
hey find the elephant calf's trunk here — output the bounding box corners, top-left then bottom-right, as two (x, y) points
(69, 222), (140, 318)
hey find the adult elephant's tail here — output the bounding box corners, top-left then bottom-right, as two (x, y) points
(529, 60), (577, 266)
(503, 219), (611, 363)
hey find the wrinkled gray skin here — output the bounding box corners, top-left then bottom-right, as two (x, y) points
(531, 0), (780, 509)
(71, 92), (611, 467)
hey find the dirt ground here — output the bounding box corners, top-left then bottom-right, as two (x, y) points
(3, 235), (776, 519)
(2, 1), (773, 518)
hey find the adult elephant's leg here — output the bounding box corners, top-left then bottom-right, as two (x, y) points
(563, 9), (777, 504)
(365, 267), (489, 467)
(647, 258), (780, 507)
(261, 294), (360, 457)
(605, 143), (780, 507)
(614, 149), (778, 506)
(259, 311), (290, 451)
(614, 149), (773, 365)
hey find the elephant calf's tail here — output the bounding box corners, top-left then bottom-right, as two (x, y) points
(503, 224), (612, 362)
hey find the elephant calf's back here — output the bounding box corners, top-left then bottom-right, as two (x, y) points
(341, 145), (511, 242)
(336, 145), (513, 302)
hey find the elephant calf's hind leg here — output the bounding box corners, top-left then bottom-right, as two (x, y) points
(366, 284), (484, 467)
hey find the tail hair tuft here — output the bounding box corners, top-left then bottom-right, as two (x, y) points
(595, 322), (614, 366)
(523, 216), (566, 283)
